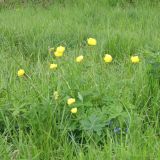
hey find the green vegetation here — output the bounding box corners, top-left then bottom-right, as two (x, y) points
(0, 0), (160, 159)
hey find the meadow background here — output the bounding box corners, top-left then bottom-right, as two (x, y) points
(0, 0), (160, 159)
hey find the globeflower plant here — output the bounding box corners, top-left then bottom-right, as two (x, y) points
(54, 46), (65, 57)
(56, 46), (65, 53)
(50, 63), (58, 70)
(17, 69), (25, 77)
(76, 55), (84, 63)
(67, 98), (76, 105)
(131, 55), (140, 63)
(71, 107), (77, 114)
(104, 54), (112, 63)
(87, 38), (97, 46)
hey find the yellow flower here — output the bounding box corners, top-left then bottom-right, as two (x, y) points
(67, 98), (76, 105)
(17, 69), (25, 77)
(56, 46), (65, 53)
(131, 56), (140, 63)
(71, 107), (77, 114)
(87, 38), (97, 46)
(50, 63), (58, 70)
(54, 51), (63, 57)
(104, 54), (112, 63)
(76, 55), (84, 63)
(54, 91), (59, 100)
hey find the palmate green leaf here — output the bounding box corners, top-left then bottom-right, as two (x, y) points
(80, 114), (106, 135)
(108, 104), (123, 119)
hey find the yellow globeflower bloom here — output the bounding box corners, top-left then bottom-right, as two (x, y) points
(71, 107), (77, 114)
(56, 46), (65, 53)
(54, 91), (59, 100)
(67, 98), (76, 105)
(17, 69), (25, 77)
(54, 51), (63, 57)
(131, 56), (140, 63)
(50, 63), (58, 70)
(104, 54), (112, 63)
(76, 55), (84, 63)
(87, 38), (97, 46)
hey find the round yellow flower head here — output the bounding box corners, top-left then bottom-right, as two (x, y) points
(54, 91), (59, 100)
(67, 98), (76, 105)
(54, 51), (63, 57)
(131, 56), (140, 63)
(76, 55), (84, 63)
(50, 63), (58, 70)
(104, 54), (113, 63)
(71, 107), (77, 114)
(87, 38), (97, 46)
(17, 69), (25, 77)
(56, 46), (65, 53)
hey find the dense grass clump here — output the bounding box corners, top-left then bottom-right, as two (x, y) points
(0, 0), (160, 159)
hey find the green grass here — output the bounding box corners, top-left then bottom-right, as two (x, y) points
(0, 0), (160, 159)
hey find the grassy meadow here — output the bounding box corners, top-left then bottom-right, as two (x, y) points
(0, 0), (160, 159)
